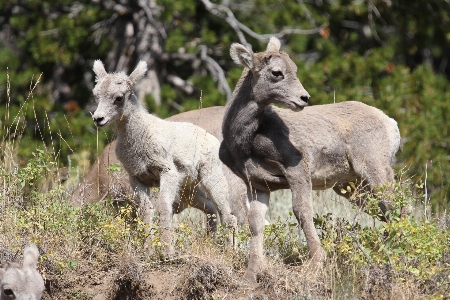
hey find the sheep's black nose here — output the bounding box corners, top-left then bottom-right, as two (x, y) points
(94, 116), (104, 125)
(300, 95), (310, 103)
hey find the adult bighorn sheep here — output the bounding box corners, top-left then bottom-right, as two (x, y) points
(72, 106), (249, 230)
(219, 37), (401, 282)
(92, 60), (238, 254)
(0, 244), (45, 300)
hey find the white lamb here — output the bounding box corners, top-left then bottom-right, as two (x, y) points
(0, 244), (45, 300)
(91, 60), (238, 254)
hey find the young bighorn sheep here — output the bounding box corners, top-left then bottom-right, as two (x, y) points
(92, 61), (238, 254)
(219, 37), (401, 282)
(72, 106), (249, 230)
(0, 244), (45, 300)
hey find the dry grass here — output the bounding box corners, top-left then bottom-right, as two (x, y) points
(2, 147), (449, 299)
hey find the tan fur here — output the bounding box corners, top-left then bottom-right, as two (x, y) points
(0, 244), (44, 300)
(220, 37), (401, 282)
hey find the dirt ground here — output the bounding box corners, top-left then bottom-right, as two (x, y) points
(40, 255), (332, 300)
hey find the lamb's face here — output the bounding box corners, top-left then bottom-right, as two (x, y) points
(1, 265), (45, 300)
(92, 73), (132, 128)
(1, 245), (45, 300)
(92, 60), (147, 128)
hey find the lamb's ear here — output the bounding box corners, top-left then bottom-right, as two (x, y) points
(23, 244), (39, 269)
(266, 36), (281, 52)
(93, 60), (107, 81)
(230, 43), (259, 71)
(129, 61), (148, 84)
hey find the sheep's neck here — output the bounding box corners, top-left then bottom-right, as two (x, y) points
(222, 69), (265, 157)
(114, 101), (161, 146)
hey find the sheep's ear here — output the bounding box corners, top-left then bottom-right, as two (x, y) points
(230, 43), (259, 71)
(266, 36), (281, 52)
(93, 60), (107, 81)
(23, 245), (39, 269)
(4, 262), (13, 271)
(129, 61), (147, 84)
(0, 262), (10, 272)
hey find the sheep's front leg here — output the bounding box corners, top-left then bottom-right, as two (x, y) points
(129, 177), (155, 226)
(129, 177), (156, 249)
(287, 165), (326, 265)
(157, 171), (182, 256)
(244, 189), (269, 284)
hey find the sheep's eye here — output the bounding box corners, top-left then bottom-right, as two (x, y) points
(3, 289), (14, 296)
(271, 71), (284, 78)
(115, 96), (124, 103)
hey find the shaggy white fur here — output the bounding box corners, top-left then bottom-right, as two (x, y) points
(92, 61), (238, 254)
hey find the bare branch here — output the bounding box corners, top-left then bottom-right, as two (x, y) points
(199, 45), (232, 102)
(159, 47), (232, 102)
(138, 0), (167, 39)
(297, 0), (317, 27)
(200, 0), (249, 48)
(159, 53), (197, 61)
(166, 75), (194, 94)
(368, 2), (387, 46)
(200, 0), (327, 45)
(239, 23), (327, 41)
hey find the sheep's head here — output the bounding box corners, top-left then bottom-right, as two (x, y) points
(0, 245), (45, 300)
(92, 60), (147, 127)
(230, 37), (310, 111)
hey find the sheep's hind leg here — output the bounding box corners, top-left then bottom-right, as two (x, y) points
(201, 171), (237, 234)
(191, 190), (219, 232)
(354, 160), (402, 221)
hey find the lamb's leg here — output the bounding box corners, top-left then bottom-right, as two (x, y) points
(129, 177), (155, 226)
(129, 177), (157, 249)
(191, 190), (219, 232)
(244, 189), (269, 283)
(200, 167), (237, 231)
(288, 167), (326, 265)
(157, 171), (183, 256)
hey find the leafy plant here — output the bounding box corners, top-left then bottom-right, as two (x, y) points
(314, 179), (450, 283)
(264, 214), (307, 265)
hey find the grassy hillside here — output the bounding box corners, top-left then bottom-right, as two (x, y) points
(1, 81), (449, 299)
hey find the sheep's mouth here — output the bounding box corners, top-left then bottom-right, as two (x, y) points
(95, 119), (109, 127)
(290, 101), (306, 112)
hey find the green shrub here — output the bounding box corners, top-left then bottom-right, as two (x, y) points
(315, 179), (450, 282)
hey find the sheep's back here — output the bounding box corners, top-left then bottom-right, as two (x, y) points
(271, 101), (400, 159)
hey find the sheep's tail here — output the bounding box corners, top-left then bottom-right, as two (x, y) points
(387, 117), (402, 163)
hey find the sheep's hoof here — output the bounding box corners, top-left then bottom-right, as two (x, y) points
(242, 270), (257, 285)
(309, 247), (326, 267)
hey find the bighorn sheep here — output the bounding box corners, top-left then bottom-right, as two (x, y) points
(0, 244), (44, 300)
(91, 60), (238, 254)
(219, 37), (401, 282)
(71, 107), (246, 230)
(73, 107), (223, 202)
